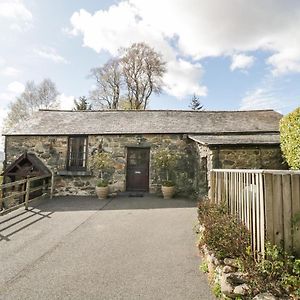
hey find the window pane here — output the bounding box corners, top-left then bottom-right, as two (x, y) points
(68, 136), (87, 170)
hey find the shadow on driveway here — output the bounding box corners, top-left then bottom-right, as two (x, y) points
(0, 195), (197, 242)
(32, 194), (198, 212)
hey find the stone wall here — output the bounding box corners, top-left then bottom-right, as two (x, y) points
(194, 144), (211, 197)
(5, 136), (285, 198)
(194, 144), (286, 197)
(210, 145), (285, 170)
(5, 134), (197, 197)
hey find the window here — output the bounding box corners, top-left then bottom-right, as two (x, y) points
(67, 136), (87, 171)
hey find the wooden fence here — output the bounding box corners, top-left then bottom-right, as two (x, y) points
(210, 169), (300, 257)
(0, 173), (54, 215)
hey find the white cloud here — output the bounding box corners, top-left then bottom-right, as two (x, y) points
(69, 3), (206, 99)
(0, 0), (32, 31)
(240, 88), (283, 112)
(0, 0), (32, 20)
(7, 81), (25, 94)
(34, 47), (69, 64)
(163, 59), (207, 98)
(0, 81), (24, 107)
(267, 48), (300, 76)
(0, 81), (24, 151)
(57, 94), (75, 110)
(69, 0), (300, 79)
(0, 106), (9, 151)
(230, 54), (255, 71)
(1, 66), (21, 77)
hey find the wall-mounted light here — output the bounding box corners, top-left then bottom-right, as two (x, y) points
(137, 135), (146, 145)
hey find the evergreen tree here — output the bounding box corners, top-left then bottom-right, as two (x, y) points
(189, 94), (203, 110)
(73, 96), (92, 110)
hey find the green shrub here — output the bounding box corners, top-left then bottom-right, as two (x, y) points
(162, 180), (175, 187)
(199, 262), (208, 273)
(152, 148), (181, 183)
(90, 151), (114, 179)
(280, 107), (300, 169)
(197, 199), (300, 298)
(198, 199), (251, 260)
(96, 179), (108, 187)
(242, 243), (300, 298)
(212, 283), (222, 298)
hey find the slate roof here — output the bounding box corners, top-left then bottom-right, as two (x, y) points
(3, 109), (282, 136)
(188, 133), (280, 145)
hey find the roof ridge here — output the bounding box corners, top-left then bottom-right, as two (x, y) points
(38, 109), (277, 113)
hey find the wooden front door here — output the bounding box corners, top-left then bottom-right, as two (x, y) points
(126, 148), (150, 191)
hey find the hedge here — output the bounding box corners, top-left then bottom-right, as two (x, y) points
(280, 107), (300, 169)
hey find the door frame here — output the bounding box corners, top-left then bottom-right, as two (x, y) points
(125, 147), (150, 192)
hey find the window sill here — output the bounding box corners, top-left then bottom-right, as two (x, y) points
(57, 170), (92, 176)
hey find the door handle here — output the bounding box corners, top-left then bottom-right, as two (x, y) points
(134, 171), (141, 174)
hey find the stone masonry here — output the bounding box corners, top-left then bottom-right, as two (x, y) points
(5, 134), (199, 197)
(195, 143), (286, 195)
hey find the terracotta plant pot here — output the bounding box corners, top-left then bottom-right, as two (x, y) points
(95, 186), (109, 199)
(161, 185), (175, 199)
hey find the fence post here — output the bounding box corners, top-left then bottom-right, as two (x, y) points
(209, 171), (215, 201)
(25, 176), (30, 210)
(0, 185), (3, 211)
(291, 174), (300, 256)
(50, 170), (55, 199)
(42, 178), (46, 194)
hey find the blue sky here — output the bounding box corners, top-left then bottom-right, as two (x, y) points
(0, 0), (300, 135)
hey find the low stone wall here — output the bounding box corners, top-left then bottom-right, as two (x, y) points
(200, 244), (278, 300)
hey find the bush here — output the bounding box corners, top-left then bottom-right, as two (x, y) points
(90, 151), (114, 179)
(198, 199), (251, 260)
(162, 180), (174, 187)
(246, 243), (300, 298)
(152, 148), (181, 183)
(197, 198), (300, 298)
(280, 107), (300, 169)
(96, 179), (108, 187)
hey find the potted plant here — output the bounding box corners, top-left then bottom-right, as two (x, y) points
(153, 148), (181, 199)
(90, 151), (114, 199)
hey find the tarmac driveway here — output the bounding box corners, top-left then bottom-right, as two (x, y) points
(0, 196), (215, 300)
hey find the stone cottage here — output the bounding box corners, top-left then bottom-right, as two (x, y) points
(2, 109), (285, 197)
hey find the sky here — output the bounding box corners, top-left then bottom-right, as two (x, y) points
(0, 0), (300, 146)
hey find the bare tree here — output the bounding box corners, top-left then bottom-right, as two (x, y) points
(120, 42), (166, 110)
(89, 59), (122, 109)
(89, 42), (166, 110)
(4, 79), (59, 129)
(36, 78), (59, 109)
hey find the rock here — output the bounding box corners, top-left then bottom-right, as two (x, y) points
(73, 181), (84, 187)
(220, 273), (234, 297)
(226, 272), (248, 285)
(40, 153), (51, 159)
(202, 245), (210, 256)
(223, 266), (235, 273)
(233, 283), (249, 296)
(223, 258), (239, 268)
(252, 292), (277, 300)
